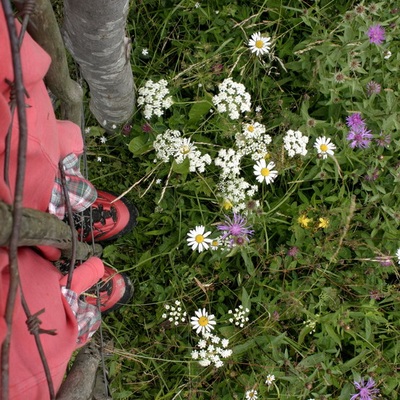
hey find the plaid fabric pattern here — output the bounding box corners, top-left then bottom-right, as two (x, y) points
(61, 286), (101, 345)
(49, 153), (97, 219)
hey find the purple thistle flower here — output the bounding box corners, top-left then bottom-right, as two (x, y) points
(367, 24), (385, 45)
(287, 246), (299, 257)
(375, 132), (391, 147)
(347, 127), (373, 149)
(346, 113), (365, 130)
(366, 81), (381, 96)
(346, 113), (373, 149)
(350, 377), (380, 400)
(376, 256), (392, 267)
(217, 213), (254, 246)
(364, 169), (379, 181)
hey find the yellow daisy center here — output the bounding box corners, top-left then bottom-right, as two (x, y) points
(261, 167), (270, 177)
(320, 144), (328, 152)
(181, 145), (191, 154)
(255, 39), (264, 49)
(247, 125), (255, 132)
(211, 240), (219, 247)
(195, 234), (204, 243)
(198, 316), (209, 326)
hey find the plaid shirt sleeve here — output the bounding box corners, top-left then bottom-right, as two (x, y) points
(61, 286), (101, 345)
(49, 153), (97, 219)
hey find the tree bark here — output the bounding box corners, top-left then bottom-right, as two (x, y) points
(14, 0), (83, 126)
(62, 0), (135, 131)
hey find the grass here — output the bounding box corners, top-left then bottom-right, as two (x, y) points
(83, 0), (400, 398)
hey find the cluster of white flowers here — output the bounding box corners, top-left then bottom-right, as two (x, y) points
(217, 177), (258, 213)
(303, 314), (320, 334)
(191, 333), (232, 368)
(228, 305), (250, 328)
(137, 79), (173, 119)
(214, 148), (242, 179)
(162, 300), (187, 326)
(236, 122), (272, 161)
(283, 129), (309, 157)
(153, 130), (211, 173)
(212, 78), (251, 120)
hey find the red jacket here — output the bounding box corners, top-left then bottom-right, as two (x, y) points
(0, 6), (103, 399)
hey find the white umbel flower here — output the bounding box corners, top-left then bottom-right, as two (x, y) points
(190, 308), (216, 335)
(248, 32), (271, 57)
(314, 136), (336, 159)
(253, 159), (278, 184)
(187, 226), (212, 252)
(283, 129), (309, 157)
(137, 79), (173, 119)
(212, 78), (251, 120)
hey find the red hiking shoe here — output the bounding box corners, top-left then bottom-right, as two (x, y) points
(83, 266), (134, 314)
(76, 190), (138, 243)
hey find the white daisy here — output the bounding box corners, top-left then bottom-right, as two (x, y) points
(253, 159), (278, 184)
(248, 32), (271, 57)
(100, 136), (107, 144)
(383, 50), (392, 59)
(190, 308), (216, 335)
(186, 226), (212, 252)
(265, 374), (275, 386)
(210, 238), (220, 250)
(314, 136), (336, 159)
(245, 389), (258, 400)
(396, 248), (400, 264)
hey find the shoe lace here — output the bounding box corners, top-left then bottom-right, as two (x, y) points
(85, 279), (113, 307)
(75, 203), (117, 239)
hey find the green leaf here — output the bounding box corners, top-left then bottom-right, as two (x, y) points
(187, 98), (212, 126)
(298, 353), (325, 368)
(324, 324), (342, 348)
(240, 248), (255, 276)
(241, 287), (251, 312)
(172, 158), (190, 175)
(128, 135), (151, 156)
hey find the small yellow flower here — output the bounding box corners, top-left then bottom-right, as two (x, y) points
(298, 214), (312, 228)
(222, 199), (233, 210)
(318, 217), (329, 229)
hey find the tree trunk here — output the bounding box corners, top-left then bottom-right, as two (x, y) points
(62, 0), (135, 131)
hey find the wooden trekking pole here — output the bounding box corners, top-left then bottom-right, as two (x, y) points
(0, 200), (102, 259)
